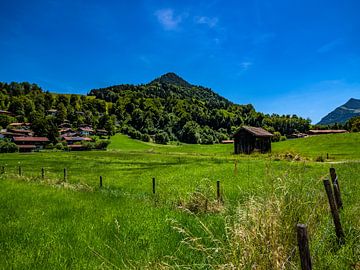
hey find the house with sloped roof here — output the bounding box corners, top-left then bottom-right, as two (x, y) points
(12, 137), (50, 152)
(233, 126), (273, 154)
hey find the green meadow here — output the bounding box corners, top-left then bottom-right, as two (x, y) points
(0, 133), (359, 269)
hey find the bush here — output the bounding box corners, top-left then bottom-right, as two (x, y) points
(155, 132), (169, 144)
(94, 140), (111, 150)
(0, 140), (18, 153)
(141, 134), (151, 142)
(55, 142), (64, 150)
(271, 131), (281, 142)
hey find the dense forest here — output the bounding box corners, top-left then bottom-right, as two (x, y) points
(0, 73), (316, 144)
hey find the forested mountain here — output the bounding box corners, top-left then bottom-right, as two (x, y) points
(0, 74), (311, 144)
(88, 73), (310, 143)
(318, 98), (360, 125)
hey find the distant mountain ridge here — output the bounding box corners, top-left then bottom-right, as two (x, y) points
(317, 98), (360, 125)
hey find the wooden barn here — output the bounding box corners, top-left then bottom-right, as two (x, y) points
(233, 126), (273, 154)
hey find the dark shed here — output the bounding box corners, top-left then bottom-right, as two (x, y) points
(233, 126), (273, 154)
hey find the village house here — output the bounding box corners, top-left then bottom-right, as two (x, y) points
(12, 137), (50, 152)
(63, 136), (93, 145)
(78, 127), (94, 136)
(233, 126), (273, 154)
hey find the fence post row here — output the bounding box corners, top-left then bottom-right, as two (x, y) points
(323, 179), (345, 244)
(297, 224), (312, 270)
(41, 168), (45, 179)
(18, 166), (22, 176)
(329, 168), (343, 209)
(99, 176), (103, 188)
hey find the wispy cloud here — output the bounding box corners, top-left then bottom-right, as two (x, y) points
(239, 61), (253, 71)
(154, 8), (182, 30)
(317, 38), (344, 53)
(194, 16), (218, 28)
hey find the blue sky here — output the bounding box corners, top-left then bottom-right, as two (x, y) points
(0, 0), (359, 123)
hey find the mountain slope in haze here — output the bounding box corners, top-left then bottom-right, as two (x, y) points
(318, 98), (360, 125)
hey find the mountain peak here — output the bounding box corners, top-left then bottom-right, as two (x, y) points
(317, 97), (360, 125)
(150, 72), (192, 88)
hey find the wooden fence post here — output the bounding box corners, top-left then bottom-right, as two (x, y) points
(234, 160), (238, 176)
(152, 177), (156, 194)
(41, 168), (44, 179)
(330, 168), (343, 209)
(297, 224), (312, 270)
(64, 168), (67, 181)
(217, 180), (221, 202)
(99, 176), (103, 188)
(323, 179), (345, 243)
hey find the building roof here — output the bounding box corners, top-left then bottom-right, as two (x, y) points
(13, 137), (49, 142)
(17, 145), (37, 149)
(68, 144), (85, 148)
(9, 122), (31, 126)
(79, 127), (94, 132)
(63, 136), (92, 141)
(221, 140), (234, 144)
(235, 126), (274, 137)
(308, 130), (348, 134)
(10, 129), (33, 134)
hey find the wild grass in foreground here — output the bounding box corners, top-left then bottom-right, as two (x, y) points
(0, 133), (359, 269)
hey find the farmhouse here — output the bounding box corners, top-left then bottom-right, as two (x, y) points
(233, 126), (273, 154)
(13, 137), (50, 152)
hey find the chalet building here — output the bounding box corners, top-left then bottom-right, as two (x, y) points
(96, 129), (108, 136)
(59, 128), (74, 135)
(13, 137), (50, 152)
(47, 109), (58, 116)
(9, 122), (31, 129)
(0, 110), (14, 116)
(233, 126), (273, 154)
(9, 129), (34, 137)
(308, 130), (348, 135)
(78, 127), (94, 136)
(63, 136), (92, 145)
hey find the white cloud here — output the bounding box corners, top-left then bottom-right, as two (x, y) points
(154, 8), (182, 30)
(317, 39), (344, 53)
(239, 61), (253, 71)
(194, 16), (218, 28)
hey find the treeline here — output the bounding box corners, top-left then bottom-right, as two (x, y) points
(0, 76), (312, 144)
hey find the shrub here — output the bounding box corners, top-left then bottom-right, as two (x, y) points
(141, 134), (151, 142)
(155, 132), (169, 144)
(94, 140), (111, 150)
(55, 142), (64, 150)
(0, 140), (18, 153)
(272, 131), (282, 142)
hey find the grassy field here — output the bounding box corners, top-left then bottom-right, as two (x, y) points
(0, 133), (359, 269)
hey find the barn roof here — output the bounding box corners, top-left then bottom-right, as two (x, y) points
(13, 137), (49, 142)
(235, 126), (273, 137)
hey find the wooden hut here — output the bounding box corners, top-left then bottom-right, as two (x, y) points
(233, 126), (273, 154)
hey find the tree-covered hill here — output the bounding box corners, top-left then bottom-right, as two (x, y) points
(0, 74), (312, 144)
